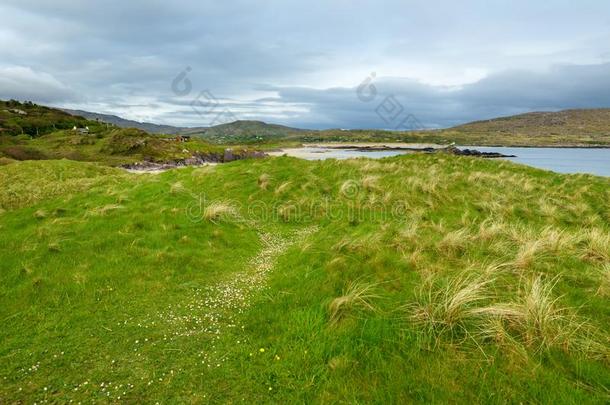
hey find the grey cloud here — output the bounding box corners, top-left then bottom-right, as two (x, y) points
(0, 66), (78, 103)
(1, 1), (610, 128)
(264, 63), (610, 129)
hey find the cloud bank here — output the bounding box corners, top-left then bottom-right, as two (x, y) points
(1, 0), (610, 128)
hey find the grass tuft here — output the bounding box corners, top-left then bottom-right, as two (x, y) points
(478, 275), (603, 357)
(258, 173), (271, 190)
(512, 240), (545, 270)
(339, 180), (360, 197)
(274, 181), (292, 195)
(329, 281), (380, 325)
(203, 201), (240, 222)
(579, 228), (610, 263)
(170, 181), (185, 194)
(437, 228), (471, 256)
(409, 273), (492, 340)
(362, 175), (380, 192)
(596, 264), (610, 297)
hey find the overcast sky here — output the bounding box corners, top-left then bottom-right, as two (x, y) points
(1, 1), (610, 129)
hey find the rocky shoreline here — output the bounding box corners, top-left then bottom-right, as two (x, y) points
(121, 148), (267, 172)
(122, 144), (515, 173)
(444, 146), (516, 158)
(319, 144), (516, 158)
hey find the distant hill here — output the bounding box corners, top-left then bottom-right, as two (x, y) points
(61, 109), (188, 135)
(61, 109), (303, 143)
(444, 109), (610, 145)
(186, 120), (305, 143)
(4, 101), (610, 146)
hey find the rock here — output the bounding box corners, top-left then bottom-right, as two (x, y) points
(223, 148), (234, 162)
(121, 149), (268, 172)
(184, 157), (200, 166)
(440, 146), (516, 158)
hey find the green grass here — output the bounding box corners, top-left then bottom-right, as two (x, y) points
(0, 154), (609, 403)
(0, 126), (263, 167)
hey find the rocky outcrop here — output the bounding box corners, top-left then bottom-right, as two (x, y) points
(442, 146), (516, 158)
(121, 149), (267, 171)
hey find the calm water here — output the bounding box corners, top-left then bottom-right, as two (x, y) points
(276, 146), (610, 177)
(460, 146), (610, 177)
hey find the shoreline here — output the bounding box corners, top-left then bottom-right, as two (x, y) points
(300, 142), (610, 149)
(268, 144), (515, 159)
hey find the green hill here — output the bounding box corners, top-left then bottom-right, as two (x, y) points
(0, 101), (262, 166)
(0, 125), (227, 166)
(61, 108), (186, 135)
(294, 110), (610, 146)
(0, 154), (608, 403)
(0, 100), (101, 137)
(185, 120), (304, 143)
(444, 109), (610, 146)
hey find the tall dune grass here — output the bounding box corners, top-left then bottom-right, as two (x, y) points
(329, 281), (380, 325)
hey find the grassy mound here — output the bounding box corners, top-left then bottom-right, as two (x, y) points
(0, 155), (608, 403)
(0, 160), (126, 210)
(0, 127), (231, 166)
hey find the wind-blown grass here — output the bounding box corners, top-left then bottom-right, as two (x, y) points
(408, 273), (493, 342)
(0, 153), (608, 403)
(203, 201), (240, 222)
(328, 280), (380, 325)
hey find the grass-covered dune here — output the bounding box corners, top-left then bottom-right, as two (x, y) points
(0, 155), (609, 403)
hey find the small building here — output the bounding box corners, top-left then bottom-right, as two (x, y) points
(72, 126), (89, 134)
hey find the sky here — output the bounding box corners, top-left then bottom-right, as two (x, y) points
(1, 0), (610, 129)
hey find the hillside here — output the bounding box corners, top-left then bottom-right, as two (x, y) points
(294, 110), (610, 146)
(0, 100), (99, 137)
(61, 109), (187, 135)
(454, 109), (610, 136)
(0, 101), (262, 166)
(5, 101), (610, 148)
(0, 126), (231, 166)
(182, 120), (305, 143)
(61, 108), (304, 143)
(0, 155), (608, 403)
(443, 109), (610, 146)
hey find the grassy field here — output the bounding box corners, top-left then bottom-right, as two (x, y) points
(0, 154), (609, 403)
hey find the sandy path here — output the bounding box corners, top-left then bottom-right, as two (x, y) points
(148, 226), (318, 365)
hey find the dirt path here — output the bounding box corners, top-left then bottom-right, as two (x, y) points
(62, 227), (318, 401)
(150, 226), (318, 364)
